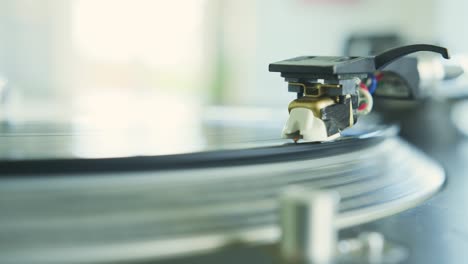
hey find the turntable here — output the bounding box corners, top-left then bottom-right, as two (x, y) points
(0, 45), (464, 264)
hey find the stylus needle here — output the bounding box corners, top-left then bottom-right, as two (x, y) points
(293, 136), (300, 143)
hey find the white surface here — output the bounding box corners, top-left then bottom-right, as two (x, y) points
(282, 107), (336, 142)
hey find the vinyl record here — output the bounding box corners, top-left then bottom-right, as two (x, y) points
(0, 121), (444, 263)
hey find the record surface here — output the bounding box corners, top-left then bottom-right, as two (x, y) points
(0, 116), (445, 263)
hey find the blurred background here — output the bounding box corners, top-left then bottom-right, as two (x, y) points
(0, 0), (467, 157)
(0, 0), (467, 116)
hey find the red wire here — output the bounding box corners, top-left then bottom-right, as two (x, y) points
(359, 83), (368, 90)
(358, 83), (369, 111)
(358, 103), (368, 111)
(375, 72), (384, 81)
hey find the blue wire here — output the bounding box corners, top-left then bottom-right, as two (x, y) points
(368, 75), (378, 94)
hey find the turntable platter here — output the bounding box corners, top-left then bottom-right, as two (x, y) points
(0, 119), (445, 263)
